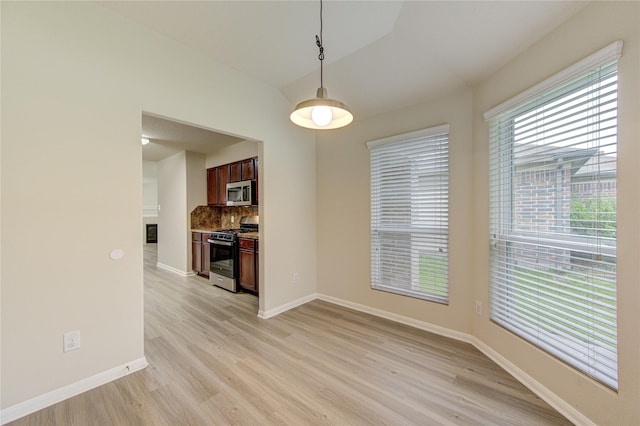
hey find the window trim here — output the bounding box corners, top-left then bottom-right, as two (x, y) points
(484, 40), (623, 122)
(366, 124), (450, 150)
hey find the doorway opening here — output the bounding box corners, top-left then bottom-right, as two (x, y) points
(140, 112), (262, 306)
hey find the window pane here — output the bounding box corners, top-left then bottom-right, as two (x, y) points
(369, 127), (449, 303)
(488, 59), (618, 389)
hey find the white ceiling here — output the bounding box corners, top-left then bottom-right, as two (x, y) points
(107, 1), (589, 160)
(141, 114), (245, 162)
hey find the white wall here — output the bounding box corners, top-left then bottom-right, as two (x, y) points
(186, 152), (207, 224)
(157, 152), (189, 274)
(0, 2), (3, 411)
(206, 140), (259, 169)
(1, 1), (316, 414)
(142, 160), (158, 217)
(317, 88), (474, 334)
(186, 151), (206, 268)
(471, 2), (639, 424)
(317, 2), (639, 424)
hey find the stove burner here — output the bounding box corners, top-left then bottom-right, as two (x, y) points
(209, 216), (258, 242)
(210, 226), (257, 242)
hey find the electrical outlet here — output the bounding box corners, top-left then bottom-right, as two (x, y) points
(293, 273), (299, 284)
(231, 216), (235, 223)
(475, 301), (483, 316)
(63, 330), (81, 352)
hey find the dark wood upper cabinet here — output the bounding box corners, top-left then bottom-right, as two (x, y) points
(229, 161), (242, 182)
(241, 158), (256, 181)
(217, 164), (229, 206)
(207, 157), (258, 207)
(254, 157), (259, 205)
(207, 164), (229, 206)
(207, 168), (218, 206)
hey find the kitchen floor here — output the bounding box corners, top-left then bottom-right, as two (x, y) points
(9, 245), (570, 425)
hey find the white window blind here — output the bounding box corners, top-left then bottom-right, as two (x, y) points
(368, 125), (449, 304)
(487, 41), (621, 390)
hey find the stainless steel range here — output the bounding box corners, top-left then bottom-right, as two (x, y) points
(207, 215), (258, 292)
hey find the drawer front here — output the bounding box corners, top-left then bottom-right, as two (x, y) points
(192, 232), (202, 242)
(238, 238), (255, 250)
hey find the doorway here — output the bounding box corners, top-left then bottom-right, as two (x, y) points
(140, 112), (261, 298)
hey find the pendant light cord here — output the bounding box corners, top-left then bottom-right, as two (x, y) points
(290, 0), (352, 129)
(315, 0), (324, 90)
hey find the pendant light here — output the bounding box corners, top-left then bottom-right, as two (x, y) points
(290, 0), (353, 130)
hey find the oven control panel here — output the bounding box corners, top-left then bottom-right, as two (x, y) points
(210, 232), (235, 242)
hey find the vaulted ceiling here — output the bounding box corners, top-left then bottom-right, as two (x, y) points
(99, 1), (588, 159)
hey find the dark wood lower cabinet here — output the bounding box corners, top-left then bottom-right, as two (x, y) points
(239, 237), (258, 294)
(192, 232), (210, 278)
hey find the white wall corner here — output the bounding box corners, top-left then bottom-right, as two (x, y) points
(471, 338), (596, 426)
(257, 293), (318, 319)
(0, 357), (148, 425)
(316, 293), (474, 344)
(156, 262), (195, 277)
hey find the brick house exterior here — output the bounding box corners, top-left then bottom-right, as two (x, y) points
(510, 148), (616, 268)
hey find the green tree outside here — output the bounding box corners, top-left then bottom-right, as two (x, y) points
(570, 197), (616, 238)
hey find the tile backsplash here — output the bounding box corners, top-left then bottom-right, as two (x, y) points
(191, 205), (258, 230)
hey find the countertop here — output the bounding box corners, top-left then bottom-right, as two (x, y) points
(191, 229), (259, 240)
(238, 232), (259, 240)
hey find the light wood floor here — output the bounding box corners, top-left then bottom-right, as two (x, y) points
(10, 245), (571, 425)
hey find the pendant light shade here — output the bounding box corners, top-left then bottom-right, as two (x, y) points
(290, 0), (352, 130)
(290, 88), (353, 130)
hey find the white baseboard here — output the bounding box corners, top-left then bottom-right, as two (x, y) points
(156, 262), (194, 277)
(316, 293), (474, 344)
(0, 357), (148, 425)
(273, 293), (592, 426)
(471, 339), (595, 426)
(257, 293), (317, 319)
(3, 294), (594, 425)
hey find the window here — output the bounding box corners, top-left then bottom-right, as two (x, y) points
(485, 41), (622, 389)
(368, 125), (449, 304)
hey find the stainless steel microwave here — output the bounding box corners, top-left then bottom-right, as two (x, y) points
(226, 180), (255, 206)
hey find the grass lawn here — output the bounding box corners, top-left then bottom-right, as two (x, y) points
(419, 254), (448, 298)
(511, 263), (617, 346)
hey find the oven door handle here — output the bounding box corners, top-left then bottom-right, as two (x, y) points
(208, 239), (233, 246)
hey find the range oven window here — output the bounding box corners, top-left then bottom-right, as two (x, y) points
(210, 241), (235, 279)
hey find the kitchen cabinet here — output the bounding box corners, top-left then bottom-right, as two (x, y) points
(238, 237), (258, 294)
(192, 232), (210, 278)
(229, 161), (242, 182)
(207, 164), (230, 206)
(241, 158), (256, 180)
(231, 158), (255, 182)
(217, 164), (229, 206)
(207, 168), (218, 206)
(254, 157), (259, 205)
(207, 157), (258, 206)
